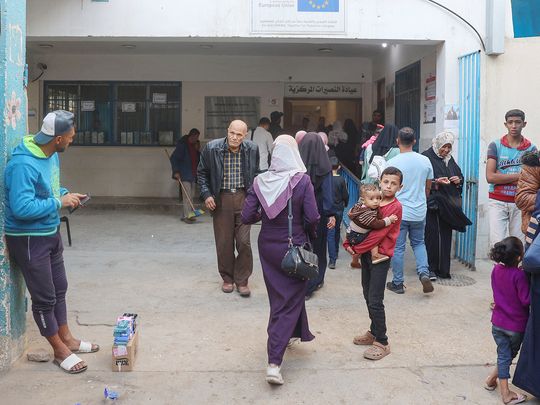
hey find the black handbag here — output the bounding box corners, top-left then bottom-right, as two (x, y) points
(280, 199), (319, 281)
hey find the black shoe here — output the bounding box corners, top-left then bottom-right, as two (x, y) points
(420, 275), (434, 293)
(329, 261), (336, 269)
(386, 281), (404, 294)
(429, 271), (437, 281)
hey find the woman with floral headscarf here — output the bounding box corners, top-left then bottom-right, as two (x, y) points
(422, 131), (471, 279)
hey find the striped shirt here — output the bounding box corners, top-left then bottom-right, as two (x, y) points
(348, 204), (391, 233)
(221, 148), (244, 189)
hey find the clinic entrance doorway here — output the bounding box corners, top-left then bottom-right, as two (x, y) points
(283, 98), (362, 132)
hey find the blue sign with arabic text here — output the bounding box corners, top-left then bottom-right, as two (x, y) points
(298, 0), (339, 12)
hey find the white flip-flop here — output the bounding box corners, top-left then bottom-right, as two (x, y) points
(53, 354), (87, 374)
(73, 341), (100, 353)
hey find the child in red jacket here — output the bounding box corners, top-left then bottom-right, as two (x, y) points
(344, 167), (403, 360)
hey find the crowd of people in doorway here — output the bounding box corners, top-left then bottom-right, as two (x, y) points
(4, 108), (540, 403)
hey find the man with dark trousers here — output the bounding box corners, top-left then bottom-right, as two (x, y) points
(198, 119), (260, 297)
(5, 110), (99, 374)
(169, 128), (201, 223)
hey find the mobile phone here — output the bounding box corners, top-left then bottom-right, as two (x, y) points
(68, 194), (91, 214)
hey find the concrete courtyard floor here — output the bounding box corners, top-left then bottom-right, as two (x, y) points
(0, 209), (538, 405)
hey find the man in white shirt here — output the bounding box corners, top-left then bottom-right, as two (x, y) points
(251, 117), (274, 172)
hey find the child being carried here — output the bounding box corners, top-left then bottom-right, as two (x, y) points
(346, 184), (398, 264)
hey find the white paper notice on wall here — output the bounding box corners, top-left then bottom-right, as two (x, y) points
(423, 74), (436, 124)
(81, 101), (95, 112)
(121, 102), (136, 113)
(152, 93), (167, 104)
(251, 0), (346, 35)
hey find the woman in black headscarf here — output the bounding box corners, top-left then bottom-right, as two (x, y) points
(360, 124), (400, 183)
(298, 133), (336, 298)
(422, 131), (471, 279)
(336, 119), (360, 174)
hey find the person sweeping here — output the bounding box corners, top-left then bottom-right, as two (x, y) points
(168, 129), (202, 223)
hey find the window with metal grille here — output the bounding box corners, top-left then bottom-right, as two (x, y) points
(44, 81), (182, 146)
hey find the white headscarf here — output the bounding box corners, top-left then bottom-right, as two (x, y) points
(328, 121), (348, 146)
(432, 131), (455, 165)
(254, 135), (307, 219)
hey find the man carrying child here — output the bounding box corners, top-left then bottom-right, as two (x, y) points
(344, 167), (403, 360)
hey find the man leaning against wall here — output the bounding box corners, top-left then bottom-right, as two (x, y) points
(4, 111), (99, 374)
(197, 120), (260, 297)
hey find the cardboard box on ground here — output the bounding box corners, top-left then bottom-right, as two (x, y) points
(112, 328), (139, 372)
(111, 313), (139, 372)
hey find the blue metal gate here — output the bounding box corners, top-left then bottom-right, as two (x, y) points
(455, 51), (481, 269)
(339, 165), (360, 228)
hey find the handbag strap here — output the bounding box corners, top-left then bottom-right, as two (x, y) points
(288, 198), (293, 247)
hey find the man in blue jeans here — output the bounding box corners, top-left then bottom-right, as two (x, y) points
(386, 127), (435, 294)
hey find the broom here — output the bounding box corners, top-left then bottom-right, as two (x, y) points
(164, 149), (205, 218)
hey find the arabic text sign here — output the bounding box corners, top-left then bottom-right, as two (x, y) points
(285, 82), (362, 98)
(251, 0), (346, 35)
(205, 97), (260, 139)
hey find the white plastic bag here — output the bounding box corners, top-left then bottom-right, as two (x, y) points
(367, 155), (387, 180)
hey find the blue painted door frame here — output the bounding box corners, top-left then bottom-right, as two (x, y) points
(455, 51), (481, 269)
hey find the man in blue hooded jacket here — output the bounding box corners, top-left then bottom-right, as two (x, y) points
(5, 110), (99, 374)
(169, 128), (200, 222)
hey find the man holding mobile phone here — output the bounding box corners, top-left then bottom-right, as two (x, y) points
(4, 110), (98, 374)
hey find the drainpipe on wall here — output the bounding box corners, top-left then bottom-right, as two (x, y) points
(0, 0), (28, 371)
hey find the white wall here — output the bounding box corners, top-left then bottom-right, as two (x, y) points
(25, 0), (490, 200)
(475, 37), (540, 258)
(27, 0), (486, 43)
(27, 53), (371, 197)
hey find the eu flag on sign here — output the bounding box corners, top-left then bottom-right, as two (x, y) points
(298, 0), (339, 12)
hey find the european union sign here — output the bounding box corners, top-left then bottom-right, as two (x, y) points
(298, 0), (339, 12)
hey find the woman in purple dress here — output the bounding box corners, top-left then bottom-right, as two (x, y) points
(241, 135), (320, 385)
